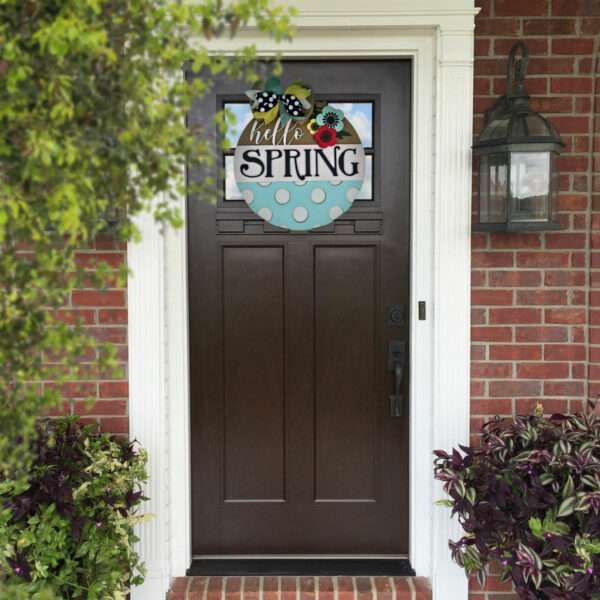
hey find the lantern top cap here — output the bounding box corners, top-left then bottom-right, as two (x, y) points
(473, 41), (564, 153)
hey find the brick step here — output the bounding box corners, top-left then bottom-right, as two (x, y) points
(167, 576), (431, 600)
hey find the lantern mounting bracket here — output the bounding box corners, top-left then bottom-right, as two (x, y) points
(483, 41), (530, 127)
(506, 40), (529, 99)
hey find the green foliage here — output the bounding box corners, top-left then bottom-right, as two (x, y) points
(0, 586), (56, 600)
(528, 513), (571, 541)
(0, 418), (148, 598)
(0, 0), (294, 479)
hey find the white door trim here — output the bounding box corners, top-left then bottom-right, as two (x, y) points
(129, 3), (476, 599)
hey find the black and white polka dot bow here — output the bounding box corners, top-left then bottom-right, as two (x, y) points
(246, 78), (313, 125)
(253, 91), (308, 117)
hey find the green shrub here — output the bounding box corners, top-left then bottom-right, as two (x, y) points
(0, 417), (148, 599)
(0, 0), (294, 484)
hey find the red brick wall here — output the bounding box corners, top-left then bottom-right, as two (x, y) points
(48, 234), (129, 435)
(45, 0), (598, 590)
(470, 0), (599, 598)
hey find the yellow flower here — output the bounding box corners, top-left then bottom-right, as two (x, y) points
(307, 119), (319, 134)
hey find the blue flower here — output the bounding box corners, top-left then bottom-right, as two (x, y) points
(316, 105), (344, 132)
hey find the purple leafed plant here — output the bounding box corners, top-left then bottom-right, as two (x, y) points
(434, 408), (600, 600)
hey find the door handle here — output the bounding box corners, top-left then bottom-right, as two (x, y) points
(390, 362), (404, 417)
(388, 340), (406, 417)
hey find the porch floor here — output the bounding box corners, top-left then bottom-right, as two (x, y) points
(167, 576), (432, 600)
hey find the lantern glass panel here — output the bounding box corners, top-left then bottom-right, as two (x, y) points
(509, 151), (551, 222)
(479, 153), (508, 223)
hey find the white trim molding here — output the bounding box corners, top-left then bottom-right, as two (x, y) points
(129, 2), (476, 599)
(430, 28), (476, 600)
(128, 210), (170, 597)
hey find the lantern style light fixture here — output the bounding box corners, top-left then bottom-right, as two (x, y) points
(472, 41), (564, 232)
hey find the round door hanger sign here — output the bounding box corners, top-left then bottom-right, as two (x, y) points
(234, 77), (365, 231)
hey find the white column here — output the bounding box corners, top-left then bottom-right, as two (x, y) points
(128, 210), (170, 600)
(431, 27), (474, 600)
(165, 208), (192, 577)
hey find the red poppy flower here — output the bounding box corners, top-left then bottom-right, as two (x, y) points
(314, 125), (337, 148)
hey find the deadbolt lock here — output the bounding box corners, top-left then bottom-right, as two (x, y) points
(386, 304), (405, 327)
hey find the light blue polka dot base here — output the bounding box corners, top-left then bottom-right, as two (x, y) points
(239, 180), (362, 231)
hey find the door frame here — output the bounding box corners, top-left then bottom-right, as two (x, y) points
(128, 3), (477, 599)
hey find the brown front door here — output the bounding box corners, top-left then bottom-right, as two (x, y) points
(188, 60), (411, 556)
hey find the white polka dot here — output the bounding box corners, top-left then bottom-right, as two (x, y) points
(294, 179), (307, 186)
(275, 188), (290, 204)
(293, 206), (309, 222)
(258, 181), (272, 187)
(329, 206), (344, 220)
(330, 179), (342, 186)
(346, 187), (359, 203)
(259, 107), (266, 112)
(258, 207), (272, 222)
(242, 189), (254, 204)
(311, 188), (326, 204)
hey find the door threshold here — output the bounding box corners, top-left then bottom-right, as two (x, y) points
(187, 558), (415, 577)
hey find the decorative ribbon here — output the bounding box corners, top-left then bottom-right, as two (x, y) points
(246, 77), (313, 125)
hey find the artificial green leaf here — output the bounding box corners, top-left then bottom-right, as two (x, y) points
(285, 81), (311, 100)
(254, 104), (279, 124)
(264, 76), (283, 94)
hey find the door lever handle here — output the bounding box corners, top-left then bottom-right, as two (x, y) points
(389, 363), (404, 417)
(388, 340), (406, 417)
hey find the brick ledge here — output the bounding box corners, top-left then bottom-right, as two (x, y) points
(167, 576), (431, 600)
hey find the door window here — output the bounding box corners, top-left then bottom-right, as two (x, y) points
(222, 100), (374, 202)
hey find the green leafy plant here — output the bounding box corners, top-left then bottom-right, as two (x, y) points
(0, 417), (148, 598)
(434, 409), (600, 599)
(0, 0), (294, 476)
(1, 2), (293, 594)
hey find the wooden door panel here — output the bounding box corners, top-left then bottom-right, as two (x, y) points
(314, 245), (378, 502)
(188, 60), (411, 556)
(222, 246), (286, 502)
